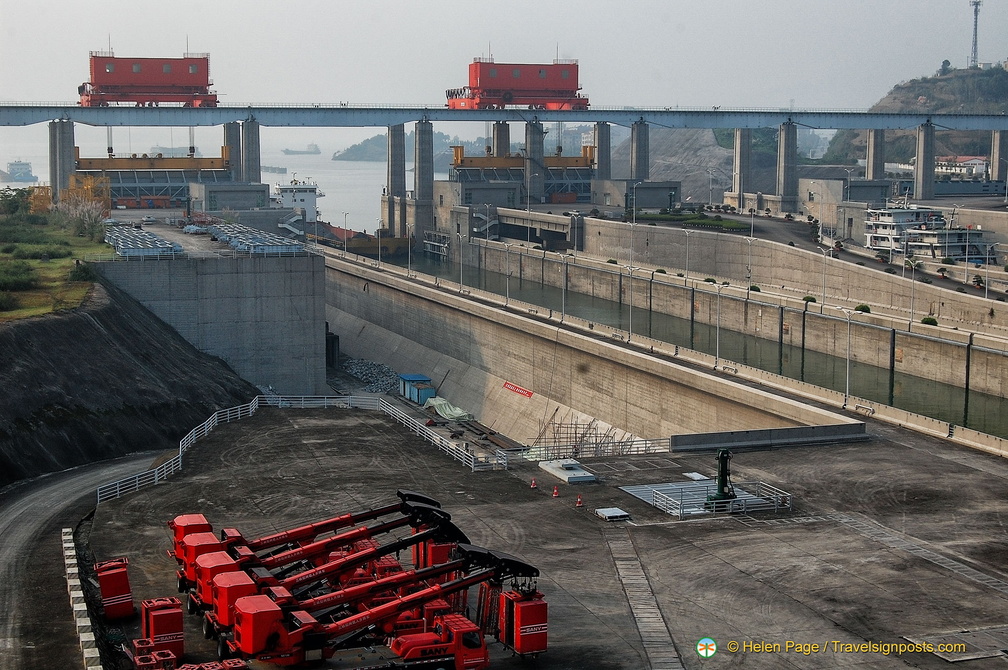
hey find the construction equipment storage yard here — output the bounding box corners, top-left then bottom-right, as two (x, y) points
(53, 397), (1008, 670)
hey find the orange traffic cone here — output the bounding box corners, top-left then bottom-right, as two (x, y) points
(530, 477), (537, 489)
(552, 485), (559, 498)
(576, 494), (584, 508)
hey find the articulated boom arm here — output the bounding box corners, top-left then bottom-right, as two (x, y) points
(322, 545), (538, 648)
(260, 503), (448, 571)
(296, 558), (467, 613)
(278, 515), (467, 592)
(230, 490), (439, 552)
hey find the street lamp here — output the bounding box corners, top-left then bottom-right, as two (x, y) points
(503, 242), (513, 305)
(560, 253), (570, 322)
(745, 237), (755, 298)
(984, 243), (999, 300)
(406, 223), (413, 277)
(684, 229), (693, 284)
(905, 257), (920, 329)
(820, 247), (829, 310)
(843, 168), (854, 202)
(483, 203), (491, 241)
(625, 265), (638, 342)
(526, 172), (539, 244)
(835, 307), (856, 409)
(375, 218), (382, 267)
(809, 181), (822, 237)
(1001, 159), (1008, 204)
(964, 224), (971, 284)
(457, 232), (464, 290)
(706, 168), (715, 206)
(342, 211), (349, 255)
(748, 207), (755, 238)
(631, 181), (642, 265)
(714, 283), (725, 369)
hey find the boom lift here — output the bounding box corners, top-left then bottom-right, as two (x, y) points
(188, 503), (455, 620)
(220, 544), (546, 669)
(200, 511), (469, 640)
(169, 490), (437, 592)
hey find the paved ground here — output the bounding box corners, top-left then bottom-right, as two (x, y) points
(0, 453), (157, 670)
(74, 387), (1008, 670)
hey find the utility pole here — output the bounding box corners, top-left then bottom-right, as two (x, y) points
(969, 0), (982, 69)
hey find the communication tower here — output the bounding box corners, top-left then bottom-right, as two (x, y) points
(969, 0), (982, 68)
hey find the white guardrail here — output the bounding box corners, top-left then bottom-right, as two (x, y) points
(96, 395), (507, 503)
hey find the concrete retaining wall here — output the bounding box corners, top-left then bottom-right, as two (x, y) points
(325, 258), (861, 446)
(580, 218), (1008, 331)
(96, 254), (327, 394)
(468, 241), (1008, 398)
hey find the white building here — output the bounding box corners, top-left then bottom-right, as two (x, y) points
(273, 177), (325, 223)
(865, 203), (993, 263)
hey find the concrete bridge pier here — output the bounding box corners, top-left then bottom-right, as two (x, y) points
(47, 120), (75, 203)
(525, 121), (545, 208)
(992, 130), (1008, 183)
(776, 121), (798, 212)
(914, 122), (935, 201)
(594, 122), (611, 180)
(224, 122), (243, 182)
(731, 128), (751, 209)
(411, 119), (434, 240)
(241, 120), (261, 184)
(383, 123), (407, 234)
(630, 120), (649, 180)
(866, 128), (885, 182)
(492, 121), (510, 157)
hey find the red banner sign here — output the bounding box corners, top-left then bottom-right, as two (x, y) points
(503, 381), (533, 398)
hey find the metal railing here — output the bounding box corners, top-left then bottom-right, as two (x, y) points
(520, 437), (671, 462)
(651, 481), (793, 520)
(96, 394), (505, 503)
(378, 399), (507, 471)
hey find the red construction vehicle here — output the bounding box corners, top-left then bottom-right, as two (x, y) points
(78, 51), (218, 107)
(219, 544), (546, 668)
(186, 502), (453, 618)
(446, 58), (589, 110)
(169, 490), (438, 592)
(199, 509), (469, 641)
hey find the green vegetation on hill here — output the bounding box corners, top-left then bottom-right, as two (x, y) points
(0, 187), (107, 320)
(823, 67), (1008, 164)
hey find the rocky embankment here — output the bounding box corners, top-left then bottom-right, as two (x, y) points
(0, 279), (259, 488)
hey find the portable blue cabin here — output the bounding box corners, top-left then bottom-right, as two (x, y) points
(399, 374), (435, 405)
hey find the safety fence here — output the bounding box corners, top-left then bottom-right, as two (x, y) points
(96, 394), (504, 504)
(650, 481), (793, 520)
(378, 399), (508, 472)
(520, 437), (672, 462)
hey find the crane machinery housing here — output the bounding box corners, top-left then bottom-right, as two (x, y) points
(446, 58), (589, 110)
(78, 51), (218, 107)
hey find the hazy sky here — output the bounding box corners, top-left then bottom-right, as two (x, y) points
(2, 0), (1006, 150)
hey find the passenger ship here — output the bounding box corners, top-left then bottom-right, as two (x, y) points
(865, 202), (992, 264)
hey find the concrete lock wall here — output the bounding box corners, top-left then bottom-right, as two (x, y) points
(96, 255), (327, 394)
(581, 218), (1008, 328)
(469, 238), (1008, 398)
(324, 259), (857, 444)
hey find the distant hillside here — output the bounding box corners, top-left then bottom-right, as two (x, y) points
(824, 67), (1008, 164)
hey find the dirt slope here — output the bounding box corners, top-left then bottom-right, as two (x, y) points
(0, 279), (259, 488)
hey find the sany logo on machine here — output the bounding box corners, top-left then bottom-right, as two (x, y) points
(418, 645), (450, 657)
(520, 624), (548, 635)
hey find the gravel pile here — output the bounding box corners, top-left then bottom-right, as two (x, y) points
(341, 358), (400, 394)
